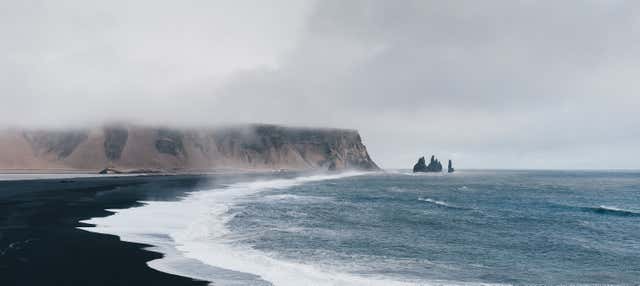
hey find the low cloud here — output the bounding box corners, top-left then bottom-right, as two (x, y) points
(1, 0), (639, 168)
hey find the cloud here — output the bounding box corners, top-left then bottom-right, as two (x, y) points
(0, 0), (313, 125)
(1, 0), (639, 168)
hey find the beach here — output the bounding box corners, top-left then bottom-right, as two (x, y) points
(0, 173), (267, 285)
(3, 171), (640, 285)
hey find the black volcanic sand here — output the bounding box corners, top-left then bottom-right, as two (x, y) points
(0, 173), (288, 286)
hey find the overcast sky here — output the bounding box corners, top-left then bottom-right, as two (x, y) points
(1, 0), (639, 169)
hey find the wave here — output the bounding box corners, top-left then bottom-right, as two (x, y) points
(585, 205), (640, 217)
(262, 194), (332, 203)
(418, 197), (451, 207)
(418, 197), (469, 211)
(80, 171), (461, 286)
(549, 201), (640, 218)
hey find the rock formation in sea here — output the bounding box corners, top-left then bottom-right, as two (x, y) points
(447, 160), (455, 173)
(413, 157), (427, 172)
(413, 155), (443, 173)
(0, 124), (379, 172)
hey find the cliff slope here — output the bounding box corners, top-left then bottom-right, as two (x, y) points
(0, 124), (379, 172)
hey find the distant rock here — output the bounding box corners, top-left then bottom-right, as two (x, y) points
(98, 167), (164, 174)
(98, 168), (122, 174)
(413, 157), (427, 172)
(448, 160), (455, 173)
(429, 156), (443, 172)
(413, 155), (443, 173)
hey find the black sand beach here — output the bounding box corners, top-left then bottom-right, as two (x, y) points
(0, 173), (279, 285)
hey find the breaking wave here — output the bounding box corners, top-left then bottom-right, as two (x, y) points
(418, 197), (452, 207)
(79, 172), (461, 286)
(418, 197), (470, 210)
(585, 205), (640, 217)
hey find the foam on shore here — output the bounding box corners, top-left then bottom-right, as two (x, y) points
(79, 172), (429, 285)
(80, 171), (504, 286)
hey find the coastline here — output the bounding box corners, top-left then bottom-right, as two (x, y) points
(0, 168), (295, 182)
(5, 170), (638, 285)
(78, 171), (394, 286)
(0, 174), (281, 285)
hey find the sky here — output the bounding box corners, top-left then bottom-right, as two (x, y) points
(1, 0), (639, 169)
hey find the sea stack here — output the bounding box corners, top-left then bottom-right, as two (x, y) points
(413, 155), (443, 173)
(447, 160), (455, 173)
(413, 157), (427, 172)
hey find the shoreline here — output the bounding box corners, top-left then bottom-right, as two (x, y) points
(78, 171), (424, 286)
(5, 170), (636, 285)
(0, 168), (300, 183)
(0, 174), (281, 285)
(0, 167), (295, 175)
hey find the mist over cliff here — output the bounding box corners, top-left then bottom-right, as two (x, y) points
(2, 1), (639, 169)
(0, 124), (378, 172)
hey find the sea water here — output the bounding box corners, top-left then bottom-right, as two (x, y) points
(81, 170), (640, 285)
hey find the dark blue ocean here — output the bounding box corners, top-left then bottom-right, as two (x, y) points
(83, 170), (640, 285)
(228, 170), (640, 284)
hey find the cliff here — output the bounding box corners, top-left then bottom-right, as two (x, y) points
(0, 124), (379, 172)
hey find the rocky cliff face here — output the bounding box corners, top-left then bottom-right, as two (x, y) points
(0, 124), (379, 172)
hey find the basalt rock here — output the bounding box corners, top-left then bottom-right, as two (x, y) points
(413, 155), (443, 173)
(413, 156), (428, 172)
(448, 160), (455, 173)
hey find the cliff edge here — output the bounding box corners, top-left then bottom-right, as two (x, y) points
(0, 124), (379, 172)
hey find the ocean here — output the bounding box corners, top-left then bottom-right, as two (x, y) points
(80, 170), (640, 285)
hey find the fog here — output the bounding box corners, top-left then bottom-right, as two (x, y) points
(1, 0), (639, 169)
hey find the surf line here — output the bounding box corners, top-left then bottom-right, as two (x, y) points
(78, 172), (430, 286)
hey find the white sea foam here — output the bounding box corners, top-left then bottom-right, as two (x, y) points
(596, 205), (640, 215)
(262, 194), (332, 203)
(418, 197), (453, 208)
(79, 172), (497, 286)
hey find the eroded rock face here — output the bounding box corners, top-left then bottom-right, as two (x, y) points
(188, 125), (379, 171)
(155, 128), (185, 157)
(24, 130), (89, 159)
(0, 124), (379, 172)
(104, 126), (128, 160)
(448, 160), (455, 173)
